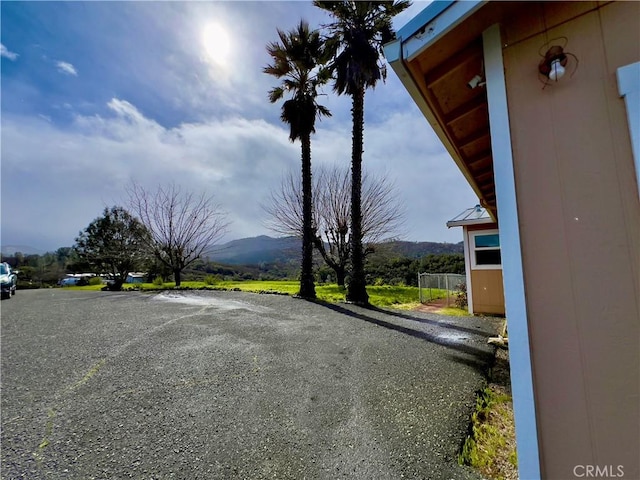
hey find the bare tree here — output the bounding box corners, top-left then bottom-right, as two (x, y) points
(264, 164), (404, 286)
(127, 183), (229, 286)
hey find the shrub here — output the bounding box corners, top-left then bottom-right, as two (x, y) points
(152, 276), (164, 286)
(455, 282), (468, 308)
(88, 276), (104, 286)
(204, 274), (221, 286)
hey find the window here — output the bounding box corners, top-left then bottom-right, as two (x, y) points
(470, 230), (501, 269)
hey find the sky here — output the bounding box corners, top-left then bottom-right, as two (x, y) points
(1, 1), (478, 253)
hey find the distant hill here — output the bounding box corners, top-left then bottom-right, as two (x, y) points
(374, 240), (463, 258)
(207, 235), (300, 265)
(1, 245), (45, 256)
(207, 235), (462, 266)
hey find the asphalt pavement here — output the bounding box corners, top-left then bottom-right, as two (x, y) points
(1, 289), (501, 479)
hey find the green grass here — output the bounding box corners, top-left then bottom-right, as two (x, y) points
(458, 386), (517, 480)
(438, 306), (472, 317)
(365, 285), (420, 307)
(65, 280), (422, 308)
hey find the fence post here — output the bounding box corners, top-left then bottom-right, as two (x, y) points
(445, 274), (450, 306)
(429, 274), (432, 303)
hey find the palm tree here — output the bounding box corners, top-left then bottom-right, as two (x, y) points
(314, 0), (410, 305)
(264, 20), (332, 299)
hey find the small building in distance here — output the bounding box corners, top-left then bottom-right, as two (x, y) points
(125, 272), (147, 284)
(447, 205), (504, 315)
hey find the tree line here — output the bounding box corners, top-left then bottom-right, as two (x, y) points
(2, 244), (463, 289)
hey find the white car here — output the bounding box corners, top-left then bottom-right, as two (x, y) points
(0, 262), (17, 299)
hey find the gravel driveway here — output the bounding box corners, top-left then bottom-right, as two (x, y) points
(1, 289), (500, 479)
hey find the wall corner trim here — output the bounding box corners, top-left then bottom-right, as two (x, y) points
(616, 62), (640, 198)
(482, 24), (542, 480)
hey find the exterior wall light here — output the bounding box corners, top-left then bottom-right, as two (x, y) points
(467, 74), (485, 89)
(538, 38), (578, 87)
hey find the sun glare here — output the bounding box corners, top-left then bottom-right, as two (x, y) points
(202, 23), (231, 65)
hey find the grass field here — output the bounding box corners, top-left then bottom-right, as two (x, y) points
(67, 279), (471, 314)
(69, 280), (433, 308)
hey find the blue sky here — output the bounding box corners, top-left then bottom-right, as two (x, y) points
(1, 1), (477, 252)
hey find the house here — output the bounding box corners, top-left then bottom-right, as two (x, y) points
(446, 205), (504, 315)
(385, 2), (639, 479)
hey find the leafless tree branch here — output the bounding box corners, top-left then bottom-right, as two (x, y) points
(263, 164), (404, 285)
(126, 182), (229, 286)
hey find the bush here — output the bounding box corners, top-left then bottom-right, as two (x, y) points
(88, 276), (104, 286)
(455, 282), (468, 308)
(204, 274), (221, 286)
(152, 276), (164, 286)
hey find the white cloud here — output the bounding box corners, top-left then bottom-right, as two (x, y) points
(1, 95), (476, 250)
(56, 61), (78, 76)
(313, 110), (478, 242)
(0, 43), (19, 60)
(1, 100), (300, 248)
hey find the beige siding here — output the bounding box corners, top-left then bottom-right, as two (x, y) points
(502, 2), (640, 478)
(470, 269), (505, 315)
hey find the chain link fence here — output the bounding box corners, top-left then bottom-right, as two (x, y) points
(418, 273), (466, 306)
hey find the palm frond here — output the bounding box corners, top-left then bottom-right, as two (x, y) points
(268, 86), (285, 104)
(264, 18), (332, 141)
(313, 0), (410, 95)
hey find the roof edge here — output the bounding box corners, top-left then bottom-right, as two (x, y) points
(446, 217), (494, 228)
(400, 1), (485, 62)
(396, 1), (454, 41)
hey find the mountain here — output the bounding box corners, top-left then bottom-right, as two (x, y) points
(207, 235), (301, 265)
(207, 235), (463, 266)
(1, 245), (45, 256)
(374, 240), (463, 258)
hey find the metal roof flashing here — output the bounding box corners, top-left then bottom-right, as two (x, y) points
(446, 205), (493, 228)
(397, 0), (485, 62)
(396, 1), (454, 41)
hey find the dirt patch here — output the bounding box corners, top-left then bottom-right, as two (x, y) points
(413, 297), (451, 313)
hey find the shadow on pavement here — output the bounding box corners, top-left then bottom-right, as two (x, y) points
(316, 301), (496, 374)
(366, 305), (497, 337)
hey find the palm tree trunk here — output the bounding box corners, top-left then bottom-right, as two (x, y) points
(299, 135), (316, 299)
(346, 86), (369, 305)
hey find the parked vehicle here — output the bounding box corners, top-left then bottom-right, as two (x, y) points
(0, 262), (17, 299)
(59, 277), (81, 286)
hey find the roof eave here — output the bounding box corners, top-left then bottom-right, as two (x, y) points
(385, 0), (495, 218)
(384, 37), (486, 205)
(446, 217), (495, 228)
(398, 0), (485, 62)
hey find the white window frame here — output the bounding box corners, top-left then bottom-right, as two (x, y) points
(616, 62), (640, 199)
(469, 229), (502, 270)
